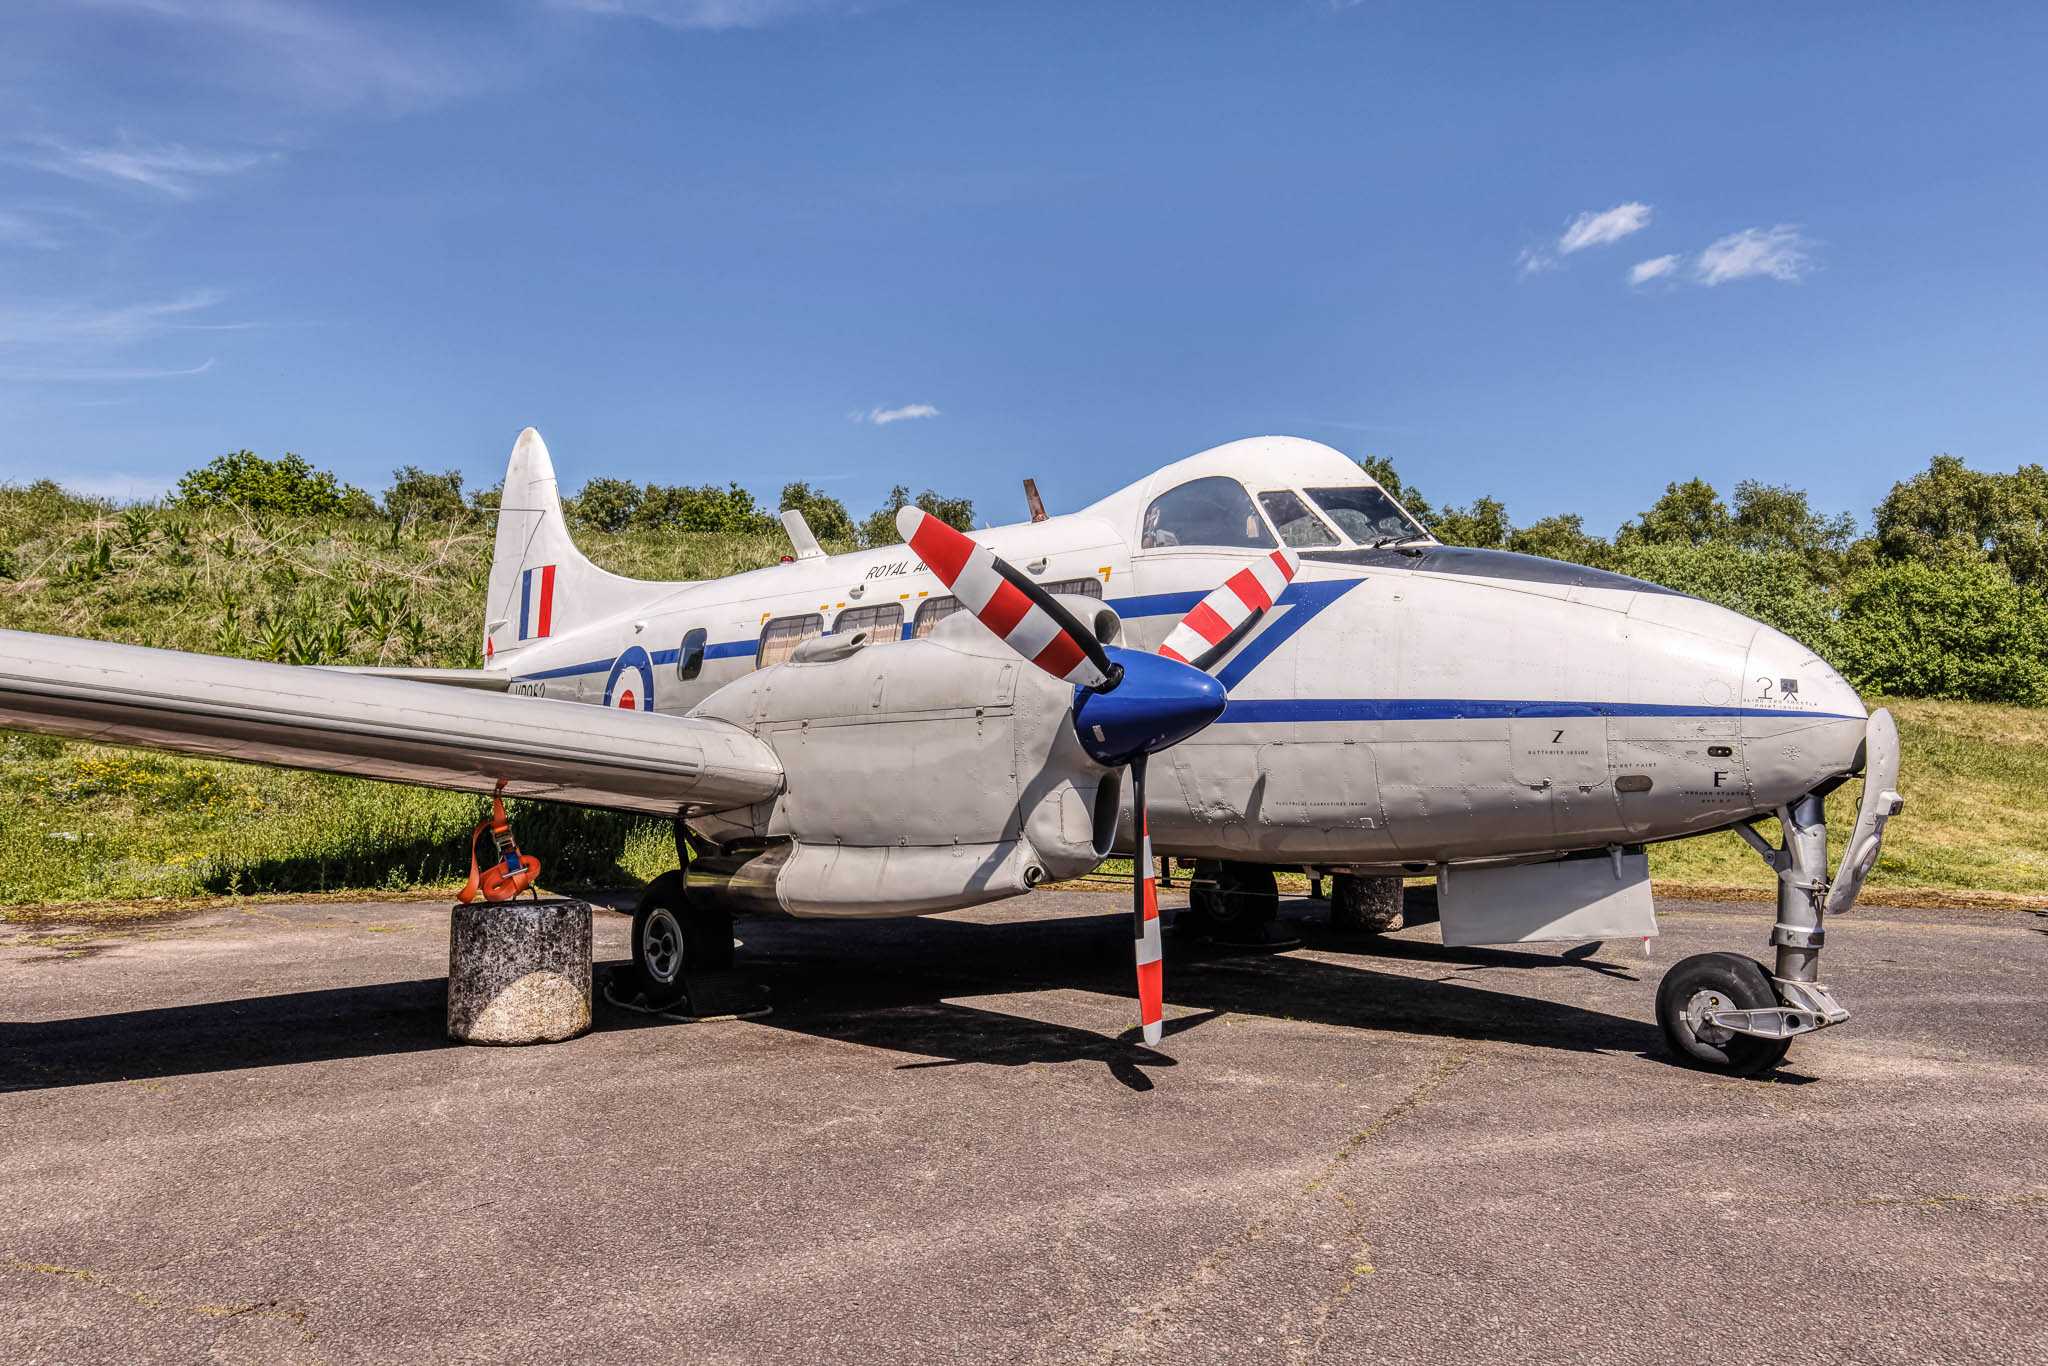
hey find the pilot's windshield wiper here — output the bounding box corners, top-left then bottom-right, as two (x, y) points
(1369, 531), (1431, 548)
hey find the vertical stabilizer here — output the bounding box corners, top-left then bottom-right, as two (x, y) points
(484, 428), (651, 667)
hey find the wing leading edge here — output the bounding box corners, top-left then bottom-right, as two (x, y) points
(0, 629), (783, 817)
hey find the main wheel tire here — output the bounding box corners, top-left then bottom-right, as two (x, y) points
(1655, 952), (1792, 1076)
(1329, 874), (1403, 934)
(1209, 864), (1300, 949)
(629, 872), (734, 1009)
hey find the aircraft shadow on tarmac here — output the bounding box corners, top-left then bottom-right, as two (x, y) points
(0, 904), (1661, 1095)
(697, 903), (1661, 1090)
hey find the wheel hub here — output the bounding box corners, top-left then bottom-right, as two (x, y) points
(642, 908), (683, 984)
(1683, 987), (1737, 1045)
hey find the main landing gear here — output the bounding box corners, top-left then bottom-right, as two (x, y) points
(615, 822), (764, 1019)
(1176, 863), (1415, 945)
(1178, 861), (1302, 949)
(1657, 711), (1904, 1076)
(627, 870), (736, 1010)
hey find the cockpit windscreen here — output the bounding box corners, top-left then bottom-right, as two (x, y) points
(1305, 486), (1428, 544)
(1257, 490), (1339, 548)
(1141, 476), (1278, 550)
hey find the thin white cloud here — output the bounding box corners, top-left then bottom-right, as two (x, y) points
(557, 0), (863, 30)
(0, 291), (233, 347)
(1516, 246), (1560, 277)
(19, 137), (277, 198)
(1559, 202), (1652, 255)
(0, 359), (216, 382)
(854, 403), (940, 425)
(1629, 254), (1680, 286)
(1694, 225), (1816, 286)
(0, 209), (68, 250)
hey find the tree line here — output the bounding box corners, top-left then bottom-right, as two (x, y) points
(168, 450), (977, 545)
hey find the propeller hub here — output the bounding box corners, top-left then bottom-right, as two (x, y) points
(1072, 646), (1227, 766)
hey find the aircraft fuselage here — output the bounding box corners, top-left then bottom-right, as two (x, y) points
(495, 437), (1867, 874)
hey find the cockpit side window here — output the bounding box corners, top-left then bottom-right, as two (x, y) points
(1140, 476), (1277, 551)
(1257, 490), (1339, 548)
(676, 627), (708, 680)
(1305, 485), (1430, 544)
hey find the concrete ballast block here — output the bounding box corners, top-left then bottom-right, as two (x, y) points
(447, 898), (593, 1044)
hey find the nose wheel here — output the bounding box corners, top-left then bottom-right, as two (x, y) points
(1655, 952), (1792, 1076)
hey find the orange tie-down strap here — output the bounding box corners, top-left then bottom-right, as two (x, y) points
(458, 797), (543, 903)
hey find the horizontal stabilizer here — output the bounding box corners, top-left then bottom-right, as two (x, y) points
(0, 630), (783, 817)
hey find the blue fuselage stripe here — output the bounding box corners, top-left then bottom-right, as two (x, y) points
(505, 584), (1857, 727)
(1214, 699), (1860, 723)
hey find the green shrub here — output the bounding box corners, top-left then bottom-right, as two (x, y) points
(858, 484), (974, 547)
(1834, 559), (2048, 704)
(175, 452), (374, 518)
(779, 481), (856, 542)
(567, 479), (778, 535)
(382, 466), (469, 522)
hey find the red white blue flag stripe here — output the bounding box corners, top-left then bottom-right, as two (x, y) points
(519, 564), (556, 640)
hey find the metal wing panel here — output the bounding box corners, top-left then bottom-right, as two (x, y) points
(0, 630), (782, 817)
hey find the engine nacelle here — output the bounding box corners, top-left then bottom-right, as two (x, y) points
(686, 616), (1121, 918)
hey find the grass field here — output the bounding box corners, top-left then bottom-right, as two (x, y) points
(2, 485), (2041, 908)
(0, 696), (2037, 909)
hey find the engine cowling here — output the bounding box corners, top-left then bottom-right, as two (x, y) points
(685, 614), (1121, 918)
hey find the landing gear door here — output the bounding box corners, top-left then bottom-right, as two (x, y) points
(1438, 853), (1657, 947)
(1825, 708), (1904, 915)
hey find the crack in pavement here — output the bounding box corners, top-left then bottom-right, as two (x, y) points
(1090, 1044), (1472, 1364)
(6, 1255), (320, 1360)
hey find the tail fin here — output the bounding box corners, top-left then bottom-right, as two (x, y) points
(484, 428), (653, 667)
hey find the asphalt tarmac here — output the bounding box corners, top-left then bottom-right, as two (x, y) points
(3, 889), (2044, 1365)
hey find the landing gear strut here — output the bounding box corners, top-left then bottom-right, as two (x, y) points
(1657, 711), (1903, 1074)
(1658, 793), (1846, 1074)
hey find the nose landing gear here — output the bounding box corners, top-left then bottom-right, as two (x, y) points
(1657, 709), (1902, 1075)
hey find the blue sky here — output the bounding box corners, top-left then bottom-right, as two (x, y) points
(2, 2), (2043, 537)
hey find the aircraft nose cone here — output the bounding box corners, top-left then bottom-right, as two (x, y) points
(1743, 622), (1869, 783)
(1073, 647), (1228, 765)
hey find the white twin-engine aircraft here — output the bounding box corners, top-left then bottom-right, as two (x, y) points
(0, 429), (1902, 1075)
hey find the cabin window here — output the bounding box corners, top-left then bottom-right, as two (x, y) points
(676, 627), (708, 680)
(1306, 485), (1429, 544)
(912, 596), (963, 639)
(1042, 576), (1103, 598)
(1257, 490), (1339, 548)
(1140, 476), (1276, 551)
(834, 602), (904, 639)
(756, 613), (823, 668)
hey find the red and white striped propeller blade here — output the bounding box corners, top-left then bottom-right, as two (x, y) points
(1131, 753), (1164, 1046)
(897, 506), (1114, 689)
(1156, 548), (1300, 672)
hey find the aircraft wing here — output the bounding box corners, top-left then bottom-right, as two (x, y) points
(0, 629), (783, 817)
(317, 665), (512, 691)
